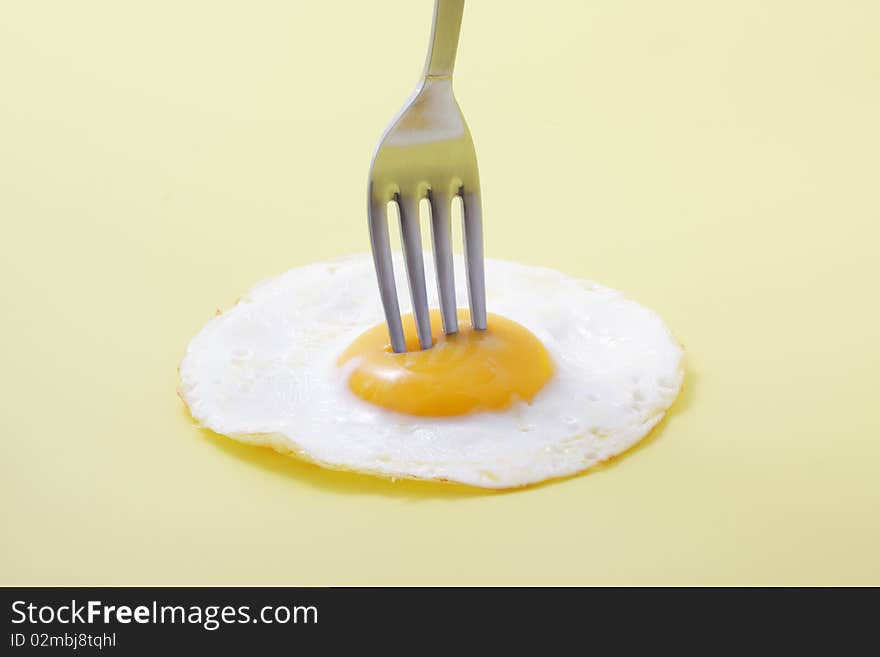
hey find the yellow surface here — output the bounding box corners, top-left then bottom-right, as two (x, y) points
(340, 310), (553, 417)
(2, 1), (879, 585)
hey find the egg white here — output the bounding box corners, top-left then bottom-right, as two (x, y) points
(179, 253), (684, 489)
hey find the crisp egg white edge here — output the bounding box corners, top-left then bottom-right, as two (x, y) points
(178, 253), (685, 490)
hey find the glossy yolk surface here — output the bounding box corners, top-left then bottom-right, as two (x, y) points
(338, 309), (554, 417)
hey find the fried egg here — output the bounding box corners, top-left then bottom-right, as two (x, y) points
(179, 253), (683, 489)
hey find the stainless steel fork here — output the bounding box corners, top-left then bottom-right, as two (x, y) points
(367, 0), (486, 353)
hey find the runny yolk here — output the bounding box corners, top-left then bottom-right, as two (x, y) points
(337, 309), (554, 417)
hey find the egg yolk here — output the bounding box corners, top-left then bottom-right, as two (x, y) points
(338, 309), (554, 417)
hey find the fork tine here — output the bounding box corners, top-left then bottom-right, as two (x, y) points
(368, 189), (406, 353)
(429, 189), (458, 335)
(397, 193), (433, 350)
(461, 186), (487, 330)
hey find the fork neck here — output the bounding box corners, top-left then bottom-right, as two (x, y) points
(422, 0), (465, 80)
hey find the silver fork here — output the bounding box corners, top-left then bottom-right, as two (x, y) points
(367, 0), (486, 353)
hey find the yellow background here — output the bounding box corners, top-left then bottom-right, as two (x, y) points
(2, 1), (879, 585)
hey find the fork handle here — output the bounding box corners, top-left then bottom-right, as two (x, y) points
(423, 0), (465, 79)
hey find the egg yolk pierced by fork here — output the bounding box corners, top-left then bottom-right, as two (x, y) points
(338, 309), (554, 417)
